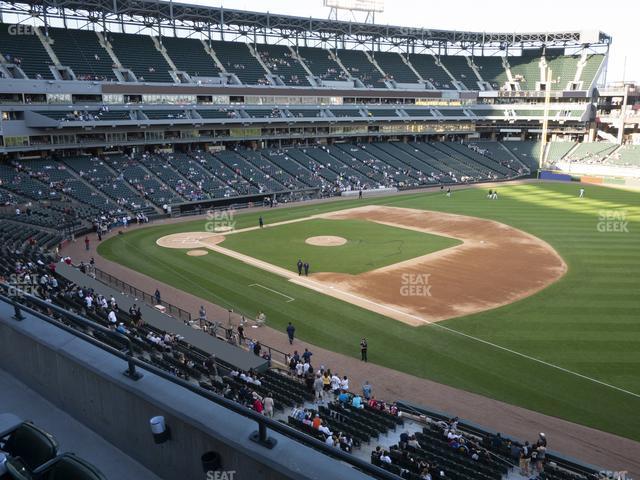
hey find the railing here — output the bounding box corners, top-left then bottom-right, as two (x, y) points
(80, 266), (289, 367)
(92, 266), (192, 323)
(0, 286), (400, 480)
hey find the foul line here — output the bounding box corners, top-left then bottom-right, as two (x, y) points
(302, 277), (640, 399)
(249, 283), (295, 303)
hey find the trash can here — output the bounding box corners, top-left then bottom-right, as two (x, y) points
(201, 451), (222, 473)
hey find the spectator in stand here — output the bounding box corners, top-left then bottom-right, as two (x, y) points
(519, 441), (531, 476)
(313, 372), (324, 403)
(263, 392), (274, 418)
(362, 380), (372, 400)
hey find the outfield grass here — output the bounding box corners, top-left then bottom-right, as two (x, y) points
(98, 182), (640, 441)
(221, 218), (460, 274)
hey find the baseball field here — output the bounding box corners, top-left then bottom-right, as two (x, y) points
(98, 182), (640, 441)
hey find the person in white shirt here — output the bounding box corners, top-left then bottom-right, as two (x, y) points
(380, 452), (392, 464)
(302, 361), (310, 375)
(295, 362), (304, 377)
(330, 374), (341, 393)
(325, 435), (335, 446)
(318, 424), (332, 436)
(340, 375), (349, 391)
(107, 310), (117, 324)
(85, 296), (93, 309)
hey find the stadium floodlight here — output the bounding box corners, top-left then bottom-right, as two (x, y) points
(323, 0), (385, 13)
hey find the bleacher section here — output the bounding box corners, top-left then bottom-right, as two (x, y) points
(0, 24), (54, 79)
(0, 22), (605, 93)
(161, 36), (221, 79)
(107, 32), (173, 83)
(256, 44), (310, 86)
(508, 50), (542, 90)
(336, 50), (384, 88)
(472, 56), (508, 90)
(407, 54), (452, 89)
(47, 28), (116, 81)
(563, 142), (618, 163)
(440, 56), (478, 90)
(502, 141), (542, 171)
(546, 142), (576, 162)
(296, 47), (347, 82)
(545, 50), (579, 91)
(210, 40), (268, 85)
(580, 54), (605, 89)
(605, 145), (640, 167)
(370, 51), (419, 84)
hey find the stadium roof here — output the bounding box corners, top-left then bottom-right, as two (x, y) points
(0, 0), (612, 48)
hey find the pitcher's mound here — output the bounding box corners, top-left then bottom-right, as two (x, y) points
(187, 249), (208, 257)
(305, 235), (347, 247)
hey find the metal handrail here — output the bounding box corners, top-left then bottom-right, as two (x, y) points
(92, 266), (191, 323)
(0, 286), (400, 480)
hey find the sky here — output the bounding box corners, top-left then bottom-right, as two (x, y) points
(176, 0), (637, 83)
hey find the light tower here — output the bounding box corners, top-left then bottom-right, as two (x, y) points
(324, 0), (385, 24)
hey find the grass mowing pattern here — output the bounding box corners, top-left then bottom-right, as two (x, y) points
(221, 218), (460, 274)
(99, 183), (640, 441)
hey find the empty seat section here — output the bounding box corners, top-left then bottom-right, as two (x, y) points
(371, 51), (419, 83)
(161, 36), (221, 78)
(579, 54), (604, 89)
(330, 108), (362, 118)
(0, 24), (54, 79)
(336, 49), (384, 87)
(211, 40), (268, 85)
(107, 32), (174, 82)
(545, 50), (580, 91)
(197, 108), (238, 119)
(439, 56), (478, 90)
(437, 109), (465, 117)
(366, 109), (399, 117)
(607, 145), (640, 167)
(256, 44), (310, 86)
(296, 46), (347, 81)
(407, 53), (452, 89)
(47, 28), (116, 81)
(501, 141), (542, 171)
(403, 109), (434, 117)
(564, 142), (617, 162)
(286, 109), (323, 118)
(546, 142), (576, 162)
(508, 49), (542, 90)
(244, 108), (284, 119)
(472, 56), (508, 89)
(144, 110), (187, 119)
